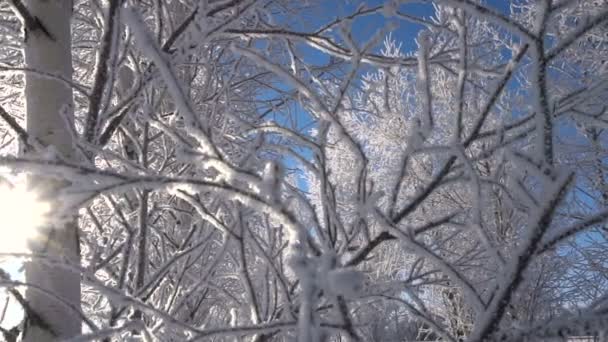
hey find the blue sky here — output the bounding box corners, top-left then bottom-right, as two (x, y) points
(306, 0), (511, 55)
(258, 0), (516, 189)
(258, 0), (607, 243)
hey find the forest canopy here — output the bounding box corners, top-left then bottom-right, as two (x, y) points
(0, 0), (607, 341)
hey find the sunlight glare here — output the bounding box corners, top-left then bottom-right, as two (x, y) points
(0, 183), (51, 253)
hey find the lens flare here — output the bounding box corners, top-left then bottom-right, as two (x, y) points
(0, 183), (51, 253)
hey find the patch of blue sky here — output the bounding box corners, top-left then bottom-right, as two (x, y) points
(253, 1), (607, 249)
(253, 2), (437, 138)
(338, 0), (435, 53)
(253, 89), (316, 190)
(284, 1), (437, 74)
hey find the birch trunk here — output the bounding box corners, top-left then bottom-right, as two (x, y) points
(21, 0), (81, 340)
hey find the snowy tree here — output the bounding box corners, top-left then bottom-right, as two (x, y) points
(0, 0), (607, 341)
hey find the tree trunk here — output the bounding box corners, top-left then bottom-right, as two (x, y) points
(21, 0), (81, 340)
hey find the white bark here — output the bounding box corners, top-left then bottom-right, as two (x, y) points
(22, 0), (81, 340)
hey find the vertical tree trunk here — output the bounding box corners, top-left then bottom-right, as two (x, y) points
(21, 0), (81, 340)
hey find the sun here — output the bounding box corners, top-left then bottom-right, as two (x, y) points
(0, 182), (51, 254)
